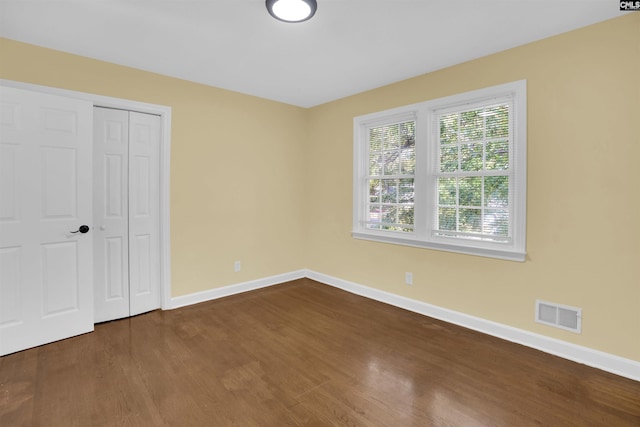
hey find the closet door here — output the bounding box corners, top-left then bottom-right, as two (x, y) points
(0, 86), (94, 355)
(93, 108), (160, 322)
(128, 111), (161, 316)
(93, 107), (130, 322)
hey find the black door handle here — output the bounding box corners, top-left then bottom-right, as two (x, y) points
(70, 225), (90, 234)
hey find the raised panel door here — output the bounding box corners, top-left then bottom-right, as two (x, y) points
(128, 111), (160, 316)
(0, 86), (93, 356)
(93, 107), (130, 322)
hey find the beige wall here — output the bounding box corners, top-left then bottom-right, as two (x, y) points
(0, 37), (309, 297)
(305, 13), (640, 362)
(1, 13), (638, 362)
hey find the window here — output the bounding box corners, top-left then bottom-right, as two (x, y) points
(366, 118), (416, 232)
(353, 80), (526, 261)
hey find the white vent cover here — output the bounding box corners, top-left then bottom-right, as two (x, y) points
(535, 300), (582, 333)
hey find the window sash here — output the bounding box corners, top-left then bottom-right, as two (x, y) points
(365, 119), (416, 232)
(431, 98), (514, 242)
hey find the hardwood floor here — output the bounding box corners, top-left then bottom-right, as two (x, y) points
(1, 278), (639, 426)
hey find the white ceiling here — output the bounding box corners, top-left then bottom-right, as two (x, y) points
(0, 1), (626, 107)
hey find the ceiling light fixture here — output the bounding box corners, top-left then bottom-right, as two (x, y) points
(266, 0), (317, 23)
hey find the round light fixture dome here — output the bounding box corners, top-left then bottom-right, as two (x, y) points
(266, 0), (317, 23)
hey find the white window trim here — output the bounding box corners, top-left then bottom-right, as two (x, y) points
(353, 80), (527, 262)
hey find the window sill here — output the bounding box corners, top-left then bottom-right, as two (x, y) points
(351, 231), (525, 262)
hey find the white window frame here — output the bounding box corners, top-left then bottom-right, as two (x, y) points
(353, 80), (526, 261)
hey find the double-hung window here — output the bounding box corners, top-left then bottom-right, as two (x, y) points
(365, 116), (416, 233)
(353, 80), (526, 261)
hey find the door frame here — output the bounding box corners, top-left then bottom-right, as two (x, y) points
(1, 79), (172, 311)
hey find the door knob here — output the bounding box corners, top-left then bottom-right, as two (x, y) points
(70, 225), (90, 234)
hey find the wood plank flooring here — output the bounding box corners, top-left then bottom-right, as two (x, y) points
(1, 278), (639, 426)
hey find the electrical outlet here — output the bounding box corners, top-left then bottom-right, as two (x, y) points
(234, 261), (241, 272)
(405, 272), (413, 285)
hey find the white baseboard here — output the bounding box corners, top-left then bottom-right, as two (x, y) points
(305, 270), (640, 382)
(168, 268), (640, 382)
(169, 270), (307, 309)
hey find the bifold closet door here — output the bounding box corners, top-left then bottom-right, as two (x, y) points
(93, 108), (160, 323)
(128, 111), (161, 317)
(93, 108), (129, 322)
(0, 86), (94, 355)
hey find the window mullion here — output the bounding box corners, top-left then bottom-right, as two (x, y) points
(413, 105), (430, 240)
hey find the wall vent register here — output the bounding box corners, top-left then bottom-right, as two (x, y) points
(535, 300), (582, 333)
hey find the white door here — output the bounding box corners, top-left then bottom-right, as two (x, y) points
(0, 86), (94, 356)
(93, 107), (129, 321)
(127, 111), (161, 316)
(93, 108), (160, 323)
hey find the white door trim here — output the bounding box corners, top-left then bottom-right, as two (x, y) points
(1, 79), (172, 310)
